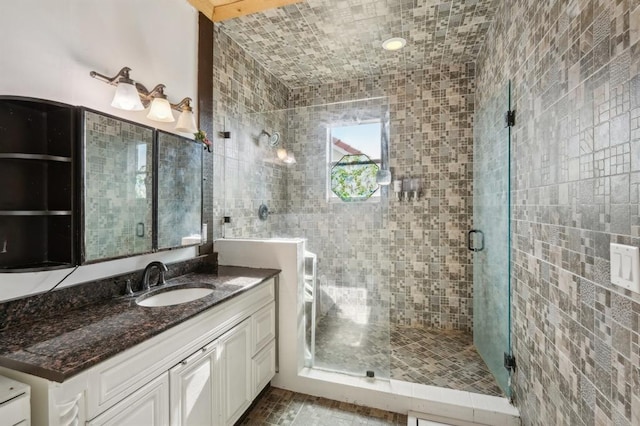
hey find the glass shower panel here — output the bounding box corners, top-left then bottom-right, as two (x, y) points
(286, 98), (391, 379)
(473, 81), (512, 395)
(220, 112), (289, 240)
(222, 98), (391, 380)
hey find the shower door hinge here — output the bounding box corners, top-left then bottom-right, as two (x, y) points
(218, 131), (231, 139)
(504, 352), (516, 372)
(505, 110), (516, 127)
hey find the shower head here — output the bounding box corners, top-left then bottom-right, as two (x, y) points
(260, 130), (280, 147)
(269, 131), (280, 146)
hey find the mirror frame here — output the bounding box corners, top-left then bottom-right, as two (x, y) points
(154, 130), (203, 253)
(79, 108), (203, 265)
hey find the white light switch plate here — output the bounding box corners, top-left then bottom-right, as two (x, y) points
(610, 243), (640, 293)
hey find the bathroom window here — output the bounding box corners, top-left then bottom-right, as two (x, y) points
(327, 121), (382, 202)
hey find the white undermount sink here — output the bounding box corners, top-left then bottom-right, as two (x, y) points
(136, 285), (215, 307)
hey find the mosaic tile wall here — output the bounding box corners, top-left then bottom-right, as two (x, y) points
(289, 65), (476, 330)
(157, 132), (202, 249)
(211, 26), (290, 241)
(84, 111), (154, 261)
(475, 0), (640, 424)
(213, 24), (475, 330)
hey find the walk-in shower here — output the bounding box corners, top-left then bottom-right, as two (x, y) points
(216, 85), (512, 399)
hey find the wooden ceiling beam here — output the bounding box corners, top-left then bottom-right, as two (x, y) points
(188, 0), (303, 22)
(187, 0), (215, 20)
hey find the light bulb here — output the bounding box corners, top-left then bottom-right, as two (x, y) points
(147, 97), (174, 122)
(111, 81), (144, 111)
(175, 108), (198, 133)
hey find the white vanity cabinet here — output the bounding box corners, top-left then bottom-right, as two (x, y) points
(0, 277), (277, 426)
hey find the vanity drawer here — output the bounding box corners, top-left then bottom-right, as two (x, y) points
(252, 301), (276, 355)
(0, 394), (30, 425)
(87, 373), (169, 426)
(0, 375), (29, 426)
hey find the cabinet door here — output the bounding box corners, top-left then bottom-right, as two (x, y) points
(169, 343), (217, 426)
(218, 319), (252, 426)
(88, 374), (169, 426)
(252, 339), (276, 397)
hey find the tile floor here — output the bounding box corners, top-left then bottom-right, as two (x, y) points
(239, 386), (407, 425)
(313, 316), (503, 397)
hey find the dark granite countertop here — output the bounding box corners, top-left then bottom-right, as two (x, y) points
(0, 266), (279, 382)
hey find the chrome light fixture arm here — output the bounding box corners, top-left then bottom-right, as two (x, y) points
(89, 66), (134, 86)
(136, 83), (168, 108)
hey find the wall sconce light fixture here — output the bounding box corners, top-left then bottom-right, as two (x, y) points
(173, 98), (198, 134)
(144, 84), (174, 123)
(90, 67), (144, 111)
(90, 66), (198, 133)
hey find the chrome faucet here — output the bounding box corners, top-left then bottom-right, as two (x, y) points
(141, 261), (168, 291)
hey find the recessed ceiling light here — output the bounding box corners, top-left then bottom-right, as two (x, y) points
(382, 37), (406, 51)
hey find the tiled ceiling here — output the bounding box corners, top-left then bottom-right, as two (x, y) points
(217, 0), (498, 88)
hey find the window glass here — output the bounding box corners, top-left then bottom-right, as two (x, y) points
(328, 121), (382, 202)
(330, 122), (381, 162)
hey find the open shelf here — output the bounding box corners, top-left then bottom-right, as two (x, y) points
(0, 215), (73, 271)
(0, 97), (76, 271)
(0, 211), (72, 216)
(0, 159), (72, 211)
(0, 153), (72, 162)
(0, 98), (74, 157)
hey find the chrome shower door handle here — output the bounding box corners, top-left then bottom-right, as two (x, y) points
(468, 229), (484, 252)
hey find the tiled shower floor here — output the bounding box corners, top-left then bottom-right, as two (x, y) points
(313, 315), (503, 397)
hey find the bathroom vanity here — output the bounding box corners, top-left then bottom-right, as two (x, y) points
(0, 267), (278, 426)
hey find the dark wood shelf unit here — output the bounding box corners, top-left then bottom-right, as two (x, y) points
(0, 97), (76, 271)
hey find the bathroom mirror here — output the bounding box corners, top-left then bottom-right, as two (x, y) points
(157, 131), (202, 249)
(82, 110), (154, 262)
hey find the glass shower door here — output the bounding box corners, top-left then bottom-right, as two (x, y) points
(291, 98), (391, 380)
(473, 81), (512, 395)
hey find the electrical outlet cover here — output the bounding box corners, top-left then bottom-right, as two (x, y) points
(610, 243), (640, 293)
